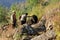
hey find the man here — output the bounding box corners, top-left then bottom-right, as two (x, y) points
(31, 15), (38, 24)
(11, 11), (17, 27)
(19, 13), (28, 25)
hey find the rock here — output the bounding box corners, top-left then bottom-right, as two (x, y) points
(31, 33), (48, 40)
(21, 24), (38, 35)
(36, 25), (46, 32)
(31, 29), (56, 40)
(45, 29), (56, 38)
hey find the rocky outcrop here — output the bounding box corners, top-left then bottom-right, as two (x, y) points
(31, 29), (56, 40)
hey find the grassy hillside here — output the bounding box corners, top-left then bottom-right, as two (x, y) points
(0, 0), (60, 40)
(10, 0), (60, 40)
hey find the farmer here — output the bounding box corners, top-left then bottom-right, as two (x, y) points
(11, 11), (17, 27)
(19, 13), (28, 25)
(31, 15), (38, 24)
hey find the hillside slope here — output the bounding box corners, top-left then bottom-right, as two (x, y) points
(0, 0), (60, 40)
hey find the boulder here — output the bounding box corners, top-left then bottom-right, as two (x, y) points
(21, 24), (38, 35)
(31, 29), (56, 40)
